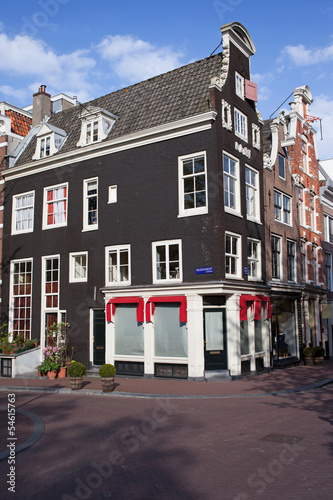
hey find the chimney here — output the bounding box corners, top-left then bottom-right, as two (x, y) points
(32, 85), (52, 127)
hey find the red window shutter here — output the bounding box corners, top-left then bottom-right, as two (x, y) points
(245, 80), (258, 102)
(146, 296), (187, 323)
(106, 297), (144, 323)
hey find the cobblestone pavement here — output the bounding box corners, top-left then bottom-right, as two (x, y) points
(0, 363), (332, 499)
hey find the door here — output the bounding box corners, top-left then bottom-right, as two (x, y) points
(204, 309), (227, 370)
(93, 309), (105, 365)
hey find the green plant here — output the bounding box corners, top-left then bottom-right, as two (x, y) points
(313, 346), (325, 357)
(15, 333), (25, 347)
(24, 339), (36, 349)
(2, 343), (14, 354)
(303, 347), (314, 357)
(99, 363), (116, 378)
(68, 361), (86, 378)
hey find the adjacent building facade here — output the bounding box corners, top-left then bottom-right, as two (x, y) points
(263, 86), (326, 364)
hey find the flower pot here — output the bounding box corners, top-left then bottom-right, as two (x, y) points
(101, 377), (115, 393)
(314, 356), (324, 364)
(58, 366), (67, 378)
(304, 357), (314, 366)
(70, 377), (83, 390)
(48, 370), (58, 380)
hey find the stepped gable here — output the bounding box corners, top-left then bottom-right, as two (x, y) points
(14, 53), (223, 166)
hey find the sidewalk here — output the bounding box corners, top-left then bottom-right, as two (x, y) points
(1, 359), (333, 398)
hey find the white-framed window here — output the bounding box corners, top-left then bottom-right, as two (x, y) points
(252, 123), (260, 150)
(12, 191), (35, 234)
(247, 238), (261, 280)
(278, 154), (285, 179)
(287, 240), (296, 282)
(108, 185), (117, 204)
(271, 235), (282, 280)
(223, 152), (241, 216)
(105, 245), (131, 286)
(234, 108), (248, 142)
(178, 152), (207, 217)
(152, 239), (182, 283)
(235, 72), (244, 99)
(325, 252), (332, 290)
(309, 195), (315, 229)
(43, 255), (60, 309)
(77, 107), (117, 147)
(10, 259), (33, 339)
(83, 178), (98, 231)
(69, 252), (88, 283)
(40, 136), (51, 158)
(324, 214), (333, 243)
(245, 166), (260, 222)
(32, 124), (67, 160)
(302, 138), (308, 173)
(301, 241), (306, 281)
(225, 232), (241, 278)
(274, 190), (291, 225)
(299, 187), (305, 226)
(43, 183), (68, 229)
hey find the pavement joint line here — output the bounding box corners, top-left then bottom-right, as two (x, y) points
(0, 407), (45, 462)
(0, 377), (332, 399)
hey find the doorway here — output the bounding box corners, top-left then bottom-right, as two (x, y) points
(204, 308), (227, 370)
(93, 309), (105, 366)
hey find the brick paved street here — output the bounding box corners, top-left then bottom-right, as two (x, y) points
(0, 369), (332, 499)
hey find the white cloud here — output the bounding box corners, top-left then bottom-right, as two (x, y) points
(0, 33), (98, 103)
(97, 34), (184, 83)
(282, 43), (333, 66)
(311, 94), (333, 160)
(0, 85), (28, 100)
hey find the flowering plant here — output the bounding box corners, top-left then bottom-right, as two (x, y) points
(40, 346), (60, 373)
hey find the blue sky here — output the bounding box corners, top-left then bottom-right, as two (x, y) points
(1, 0), (333, 158)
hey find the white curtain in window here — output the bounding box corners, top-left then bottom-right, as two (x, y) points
(115, 304), (144, 355)
(53, 188), (66, 224)
(205, 311), (224, 350)
(154, 303), (187, 357)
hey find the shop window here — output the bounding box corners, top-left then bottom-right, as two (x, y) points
(114, 304), (144, 356)
(154, 303), (187, 358)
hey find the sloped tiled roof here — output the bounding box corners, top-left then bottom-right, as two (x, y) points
(5, 110), (31, 137)
(14, 53), (223, 166)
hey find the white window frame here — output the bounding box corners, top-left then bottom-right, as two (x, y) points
(247, 238), (261, 281)
(325, 252), (332, 291)
(274, 190), (291, 225)
(302, 137), (308, 173)
(152, 239), (182, 284)
(43, 183), (68, 230)
(178, 151), (208, 217)
(108, 185), (117, 204)
(234, 108), (248, 142)
(245, 165), (260, 222)
(69, 252), (88, 283)
(105, 245), (131, 286)
(235, 72), (244, 99)
(278, 154), (286, 179)
(287, 240), (296, 282)
(9, 258), (33, 339)
(12, 191), (35, 235)
(83, 178), (98, 231)
(271, 235), (282, 281)
(225, 232), (242, 279)
(42, 254), (60, 311)
(40, 135), (51, 158)
(223, 151), (241, 217)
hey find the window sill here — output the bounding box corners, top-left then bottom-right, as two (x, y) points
(246, 216), (261, 225)
(178, 208), (208, 218)
(82, 225), (99, 232)
(225, 207), (243, 218)
(226, 274), (243, 280)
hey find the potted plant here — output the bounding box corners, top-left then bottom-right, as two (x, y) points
(99, 364), (117, 392)
(313, 346), (325, 364)
(47, 360), (60, 379)
(68, 361), (86, 390)
(303, 346), (314, 365)
(2, 342), (15, 355)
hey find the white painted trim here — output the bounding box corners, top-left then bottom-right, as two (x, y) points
(4, 112), (217, 181)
